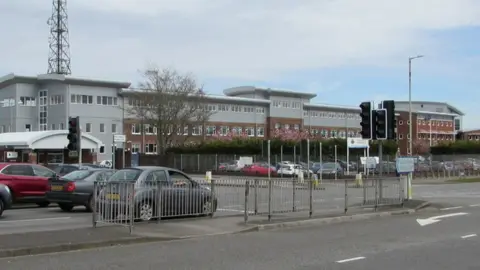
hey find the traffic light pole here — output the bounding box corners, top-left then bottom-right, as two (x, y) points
(78, 127), (82, 165)
(378, 140), (383, 201)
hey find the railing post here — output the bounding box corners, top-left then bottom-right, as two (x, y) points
(374, 178), (379, 212)
(244, 180), (250, 223)
(292, 179), (296, 212)
(92, 181), (98, 228)
(210, 179), (216, 218)
(128, 182), (135, 234)
(268, 179), (272, 221)
(344, 178), (348, 214)
(309, 179), (313, 218)
(156, 180), (163, 223)
(254, 179), (258, 215)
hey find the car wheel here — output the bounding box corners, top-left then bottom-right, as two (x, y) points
(85, 196), (94, 212)
(137, 202), (154, 221)
(202, 199), (214, 216)
(37, 202), (50, 208)
(59, 203), (74, 212)
(0, 199), (4, 217)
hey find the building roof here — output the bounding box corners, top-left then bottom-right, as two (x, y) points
(394, 101), (464, 116)
(0, 73), (131, 89)
(0, 130), (103, 150)
(223, 86), (317, 99)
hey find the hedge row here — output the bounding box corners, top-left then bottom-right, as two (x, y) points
(431, 141), (480, 155)
(167, 138), (399, 156)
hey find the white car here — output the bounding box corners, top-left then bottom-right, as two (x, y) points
(277, 164), (313, 177)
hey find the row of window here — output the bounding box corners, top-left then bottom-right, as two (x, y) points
(70, 94), (119, 106)
(131, 124), (266, 137)
(416, 120), (454, 127)
(272, 100), (302, 109)
(304, 110), (361, 120)
(417, 114), (453, 121)
(400, 134), (455, 140)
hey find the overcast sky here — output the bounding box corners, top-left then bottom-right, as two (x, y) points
(1, 0), (480, 128)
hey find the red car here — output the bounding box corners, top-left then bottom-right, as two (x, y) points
(0, 163), (57, 207)
(242, 163), (276, 176)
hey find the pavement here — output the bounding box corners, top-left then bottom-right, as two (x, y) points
(2, 203), (480, 269)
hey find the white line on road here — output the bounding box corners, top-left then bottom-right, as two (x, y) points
(0, 217), (71, 224)
(440, 206), (463, 211)
(461, 234), (477, 239)
(469, 204), (480, 207)
(336, 256), (366, 263)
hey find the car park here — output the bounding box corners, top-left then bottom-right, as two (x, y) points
(0, 183), (13, 216)
(46, 169), (115, 212)
(0, 163), (56, 207)
(96, 166), (218, 221)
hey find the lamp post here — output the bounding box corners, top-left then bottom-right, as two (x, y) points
(408, 55), (424, 155)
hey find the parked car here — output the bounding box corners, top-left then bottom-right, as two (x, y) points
(0, 163), (56, 207)
(46, 169), (115, 212)
(53, 163), (103, 176)
(317, 162), (344, 178)
(242, 163), (276, 176)
(277, 164), (313, 177)
(96, 166), (218, 221)
(0, 183), (13, 216)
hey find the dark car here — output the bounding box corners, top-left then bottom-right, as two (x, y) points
(96, 166), (218, 221)
(46, 169), (115, 212)
(53, 163), (103, 176)
(0, 183), (13, 216)
(0, 163), (56, 207)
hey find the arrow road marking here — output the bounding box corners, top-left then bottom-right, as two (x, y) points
(461, 234), (477, 239)
(416, 212), (469, 226)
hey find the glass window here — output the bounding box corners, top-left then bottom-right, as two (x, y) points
(108, 169), (142, 182)
(168, 170), (192, 186)
(32, 165), (55, 177)
(63, 170), (94, 180)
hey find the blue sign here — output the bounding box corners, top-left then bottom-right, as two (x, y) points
(396, 157), (415, 173)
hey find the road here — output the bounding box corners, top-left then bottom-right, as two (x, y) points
(2, 203), (480, 269)
(1, 182), (479, 235)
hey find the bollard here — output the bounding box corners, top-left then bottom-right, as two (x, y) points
(205, 171), (212, 183)
(355, 173), (363, 188)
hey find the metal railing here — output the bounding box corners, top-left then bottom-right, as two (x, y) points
(93, 176), (405, 232)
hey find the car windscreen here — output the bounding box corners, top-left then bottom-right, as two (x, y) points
(108, 169), (142, 182)
(62, 170), (95, 181)
(322, 163), (336, 169)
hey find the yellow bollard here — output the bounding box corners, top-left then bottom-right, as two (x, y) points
(205, 171), (212, 183)
(355, 173), (363, 188)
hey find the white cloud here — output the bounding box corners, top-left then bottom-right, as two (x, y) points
(2, 0), (480, 81)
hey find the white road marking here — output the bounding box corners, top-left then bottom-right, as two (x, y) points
(469, 204), (480, 207)
(416, 212), (469, 226)
(0, 217), (71, 224)
(440, 206), (463, 211)
(461, 234), (477, 239)
(217, 208), (254, 214)
(336, 256), (366, 263)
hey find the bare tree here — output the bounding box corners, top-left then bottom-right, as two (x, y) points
(125, 67), (213, 154)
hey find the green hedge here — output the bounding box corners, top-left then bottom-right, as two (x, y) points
(167, 138), (399, 156)
(431, 141), (480, 155)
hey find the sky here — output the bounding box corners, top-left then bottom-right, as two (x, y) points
(1, 0), (480, 128)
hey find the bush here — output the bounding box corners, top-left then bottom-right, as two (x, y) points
(431, 140), (480, 155)
(167, 138), (398, 156)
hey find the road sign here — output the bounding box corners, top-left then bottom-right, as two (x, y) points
(360, 157), (377, 169)
(68, 151), (78, 158)
(347, 138), (369, 149)
(113, 134), (126, 143)
(396, 157), (415, 173)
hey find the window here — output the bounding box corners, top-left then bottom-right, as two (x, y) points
(246, 127), (255, 136)
(131, 143), (140, 153)
(220, 126), (229, 135)
(218, 104), (229, 111)
(275, 123), (280, 129)
(256, 107), (265, 114)
(32, 165), (55, 177)
(2, 165), (34, 176)
(86, 123), (92, 133)
(399, 120), (403, 125)
(145, 170), (168, 183)
(39, 90), (48, 131)
(51, 124), (56, 130)
(183, 126), (189, 135)
(192, 126), (202, 136)
(294, 124), (299, 130)
(49, 95), (64, 105)
(0, 125), (4, 133)
(111, 124), (117, 133)
(97, 96), (118, 106)
(257, 127), (265, 137)
(272, 101), (281, 107)
(145, 124), (154, 134)
(284, 124), (290, 130)
(232, 127), (242, 134)
(100, 123), (105, 133)
(168, 170), (192, 185)
(145, 143), (157, 154)
(25, 124), (31, 132)
(132, 124), (141, 134)
(407, 134), (411, 139)
(60, 123), (64, 130)
(243, 107), (254, 113)
(407, 120), (411, 125)
(20, 96), (36, 106)
(399, 134), (404, 139)
(71, 94), (93, 104)
(206, 126), (216, 135)
(231, 105), (241, 112)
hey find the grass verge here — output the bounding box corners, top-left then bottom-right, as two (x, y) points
(447, 178), (480, 183)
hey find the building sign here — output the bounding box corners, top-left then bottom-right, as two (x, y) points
(347, 138), (369, 149)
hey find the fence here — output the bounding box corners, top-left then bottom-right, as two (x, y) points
(92, 176), (404, 232)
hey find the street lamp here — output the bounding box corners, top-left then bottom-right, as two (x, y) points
(408, 55), (424, 155)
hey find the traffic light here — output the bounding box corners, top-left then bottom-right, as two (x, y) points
(374, 109), (387, 140)
(359, 102), (373, 139)
(67, 116), (80, 151)
(382, 100), (396, 140)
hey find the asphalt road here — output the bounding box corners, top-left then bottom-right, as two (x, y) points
(2, 204), (480, 269)
(2, 182), (479, 235)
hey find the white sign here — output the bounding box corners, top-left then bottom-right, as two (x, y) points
(347, 138), (369, 149)
(113, 134), (126, 143)
(416, 212), (468, 226)
(396, 157), (415, 173)
(6, 152), (18, 159)
(68, 151), (78, 158)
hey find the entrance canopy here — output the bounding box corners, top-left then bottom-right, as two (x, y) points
(0, 130), (103, 150)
